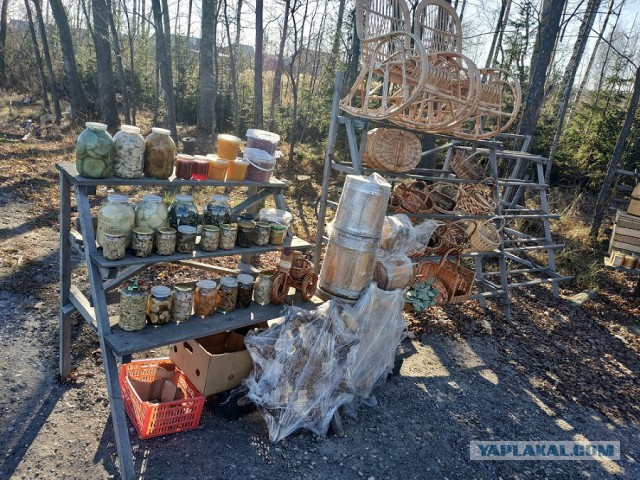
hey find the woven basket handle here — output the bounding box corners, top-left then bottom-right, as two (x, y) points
(407, 180), (429, 193)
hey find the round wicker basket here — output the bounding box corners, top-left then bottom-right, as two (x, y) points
(364, 128), (421, 173)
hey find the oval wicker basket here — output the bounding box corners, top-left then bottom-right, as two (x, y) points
(364, 128), (422, 173)
(467, 218), (503, 252)
(450, 149), (487, 179)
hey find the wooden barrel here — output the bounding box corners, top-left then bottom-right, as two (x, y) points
(373, 255), (415, 291)
(318, 227), (379, 299)
(333, 174), (391, 238)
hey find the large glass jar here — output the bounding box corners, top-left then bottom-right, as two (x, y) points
(135, 194), (168, 232)
(253, 273), (273, 305)
(203, 195), (231, 227)
(144, 127), (176, 179)
(236, 274), (254, 308)
(147, 285), (172, 325)
(96, 194), (135, 247)
(171, 283), (193, 322)
(194, 280), (217, 316)
(119, 281), (148, 331)
(217, 277), (238, 314)
(168, 194), (199, 229)
(76, 122), (114, 178)
(113, 124), (145, 178)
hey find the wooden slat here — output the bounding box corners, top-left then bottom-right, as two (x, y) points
(69, 285), (97, 331)
(90, 236), (312, 268)
(105, 296), (324, 357)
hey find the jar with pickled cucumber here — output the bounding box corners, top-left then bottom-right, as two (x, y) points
(135, 194), (168, 232)
(144, 127), (176, 179)
(119, 281), (148, 331)
(147, 285), (172, 325)
(96, 194), (135, 247)
(113, 124), (145, 178)
(76, 122), (114, 178)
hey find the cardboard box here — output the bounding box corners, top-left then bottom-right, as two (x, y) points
(170, 333), (253, 396)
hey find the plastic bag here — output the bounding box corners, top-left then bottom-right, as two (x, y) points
(342, 283), (406, 416)
(380, 214), (414, 252)
(405, 219), (442, 257)
(244, 302), (359, 443)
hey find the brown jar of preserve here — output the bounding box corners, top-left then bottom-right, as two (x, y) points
(144, 128), (176, 179)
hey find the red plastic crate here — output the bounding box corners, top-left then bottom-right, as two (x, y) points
(119, 358), (205, 440)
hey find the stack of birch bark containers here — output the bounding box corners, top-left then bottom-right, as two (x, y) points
(609, 185), (640, 268)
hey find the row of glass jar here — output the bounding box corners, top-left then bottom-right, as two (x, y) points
(118, 273), (274, 331)
(174, 150), (275, 183)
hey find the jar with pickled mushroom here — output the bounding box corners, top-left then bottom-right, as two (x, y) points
(217, 277), (238, 314)
(253, 222), (271, 246)
(194, 280), (218, 316)
(253, 273), (273, 305)
(236, 274), (254, 308)
(155, 227), (177, 255)
(236, 220), (255, 248)
(96, 194), (135, 247)
(200, 225), (220, 251)
(132, 227), (154, 257)
(135, 194), (168, 232)
(171, 283), (193, 322)
(113, 124), (145, 178)
(203, 194), (231, 227)
(147, 285), (172, 325)
(102, 230), (126, 260)
(168, 194), (199, 229)
(143, 127), (176, 179)
(219, 224), (237, 250)
(177, 225), (197, 253)
(76, 122), (114, 178)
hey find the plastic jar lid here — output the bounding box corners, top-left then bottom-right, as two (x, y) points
(211, 194), (228, 202)
(217, 133), (241, 144)
(237, 274), (254, 285)
(194, 155), (209, 161)
(174, 283), (193, 291)
(103, 229), (125, 237)
(175, 194), (193, 202)
(196, 280), (217, 289)
(86, 122), (108, 130)
(177, 153), (194, 160)
(231, 158), (250, 166)
(238, 220), (255, 229)
(270, 223), (286, 231)
(151, 127), (171, 135)
(151, 285), (172, 297)
(220, 277), (238, 288)
(157, 226), (177, 234)
(120, 124), (140, 134)
(142, 194), (162, 203)
(133, 227), (154, 235)
(209, 157), (229, 166)
(107, 194), (128, 203)
(177, 225), (197, 234)
(203, 224), (220, 232)
(246, 129), (281, 143)
(220, 223), (236, 230)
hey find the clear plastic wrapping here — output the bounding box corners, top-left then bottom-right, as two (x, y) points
(380, 214), (442, 258)
(244, 302), (359, 443)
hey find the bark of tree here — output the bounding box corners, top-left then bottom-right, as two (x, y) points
(151, 0), (177, 139)
(595, 4), (622, 105)
(223, 0), (240, 134)
(345, 7), (361, 89)
(24, 0), (50, 112)
(0, 0), (8, 88)
(197, 0), (216, 132)
(254, 0), (264, 128)
(546, 0), (602, 183)
(268, 0), (291, 130)
(590, 63), (640, 237)
(31, 0), (61, 123)
(120, 0), (138, 123)
(92, 0), (120, 129)
(49, 0), (91, 121)
(106, 0), (131, 124)
(485, 0), (509, 69)
(79, 0), (96, 43)
(330, 0), (346, 66)
(516, 0), (567, 139)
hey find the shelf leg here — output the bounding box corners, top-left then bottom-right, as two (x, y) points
(59, 173), (72, 380)
(474, 256), (487, 309)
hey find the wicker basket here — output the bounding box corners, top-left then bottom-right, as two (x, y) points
(414, 248), (474, 302)
(456, 178), (497, 215)
(450, 149), (487, 179)
(412, 265), (449, 305)
(364, 128), (422, 173)
(467, 218), (504, 252)
(427, 183), (458, 214)
(391, 181), (434, 215)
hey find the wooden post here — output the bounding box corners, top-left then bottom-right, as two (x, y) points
(59, 173), (72, 379)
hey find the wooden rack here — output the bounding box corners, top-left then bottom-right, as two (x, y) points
(57, 163), (314, 478)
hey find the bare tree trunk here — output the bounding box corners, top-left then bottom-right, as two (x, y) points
(92, 0), (120, 129)
(120, 0), (138, 123)
(223, 0), (240, 134)
(546, 0), (602, 183)
(31, 0), (61, 122)
(197, 0), (216, 132)
(24, 0), (50, 111)
(254, 0), (264, 128)
(49, 0), (91, 121)
(106, 0), (131, 124)
(151, 0), (177, 138)
(345, 7), (361, 88)
(268, 0), (291, 130)
(595, 6), (622, 105)
(80, 0), (96, 43)
(485, 0), (508, 69)
(590, 62), (640, 237)
(0, 0), (8, 88)
(330, 0), (346, 66)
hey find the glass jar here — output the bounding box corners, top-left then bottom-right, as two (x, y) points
(217, 133), (242, 161)
(171, 283), (193, 322)
(113, 124), (145, 178)
(96, 194), (135, 247)
(76, 122), (114, 178)
(119, 281), (148, 331)
(237, 220), (255, 248)
(135, 194), (168, 232)
(168, 194), (199, 229)
(147, 285), (172, 325)
(269, 223), (287, 246)
(102, 230), (126, 260)
(155, 226), (177, 255)
(131, 227), (154, 257)
(144, 127), (176, 179)
(207, 155), (228, 181)
(253, 222), (271, 246)
(217, 277), (238, 314)
(225, 159), (250, 182)
(192, 155), (210, 180)
(236, 274), (254, 308)
(177, 225), (197, 253)
(203, 194), (231, 227)
(253, 273), (273, 305)
(219, 224), (237, 250)
(175, 154), (194, 180)
(200, 225), (220, 251)
(194, 279), (217, 317)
